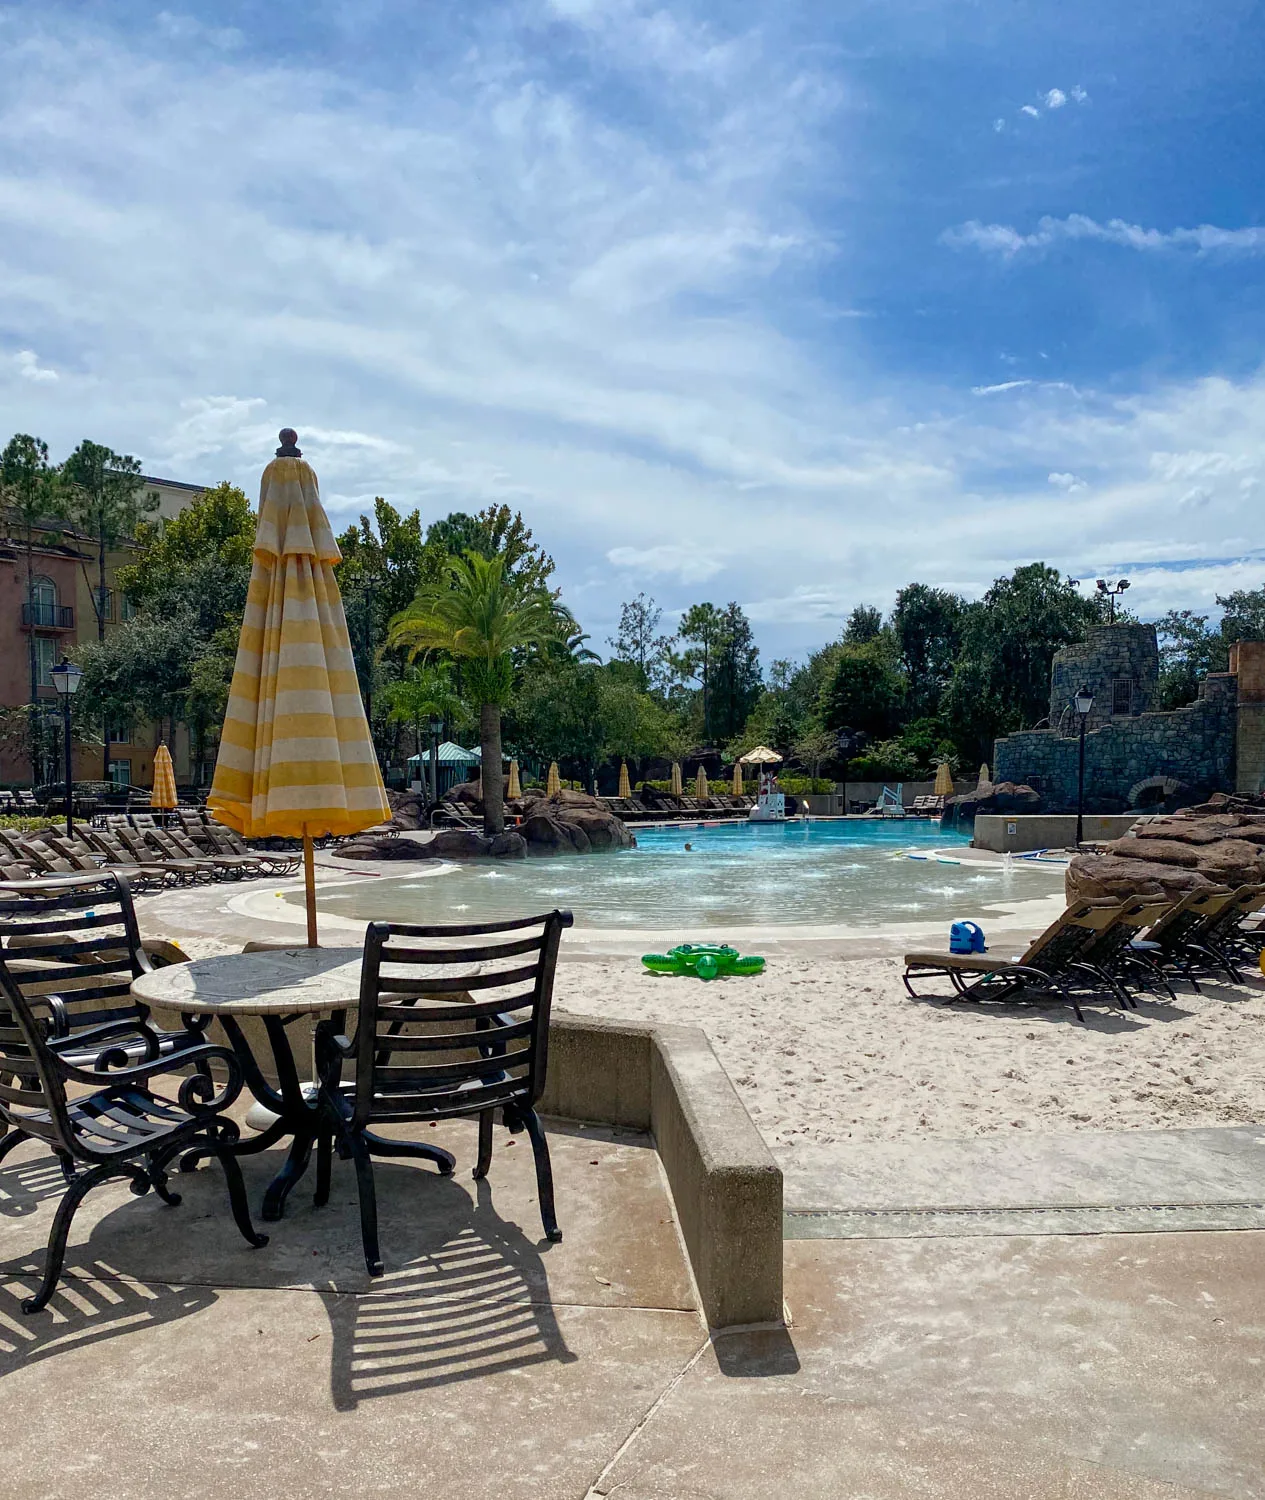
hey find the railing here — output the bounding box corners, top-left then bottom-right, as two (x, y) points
(21, 603), (74, 628)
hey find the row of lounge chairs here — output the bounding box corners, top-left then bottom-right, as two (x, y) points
(908, 795), (945, 816)
(904, 885), (1265, 1021)
(0, 814), (300, 893)
(0, 790), (40, 812)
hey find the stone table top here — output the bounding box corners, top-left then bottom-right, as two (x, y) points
(132, 947), (366, 1016)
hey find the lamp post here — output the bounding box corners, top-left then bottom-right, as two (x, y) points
(1095, 577), (1130, 623)
(427, 715), (443, 806)
(50, 657), (83, 838)
(1073, 683), (1094, 846)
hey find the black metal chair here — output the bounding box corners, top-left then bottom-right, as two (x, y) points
(315, 910), (574, 1277)
(0, 873), (209, 1165)
(0, 946), (267, 1313)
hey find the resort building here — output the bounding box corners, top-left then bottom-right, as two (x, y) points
(993, 622), (1265, 809)
(0, 474), (205, 789)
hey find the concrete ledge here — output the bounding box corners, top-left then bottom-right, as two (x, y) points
(973, 812), (1140, 853)
(542, 1012), (783, 1330)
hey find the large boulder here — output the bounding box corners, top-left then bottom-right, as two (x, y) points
(431, 828), (492, 859)
(518, 790), (633, 857)
(488, 830), (528, 860)
(1066, 855), (1218, 902)
(337, 833), (439, 862)
(946, 780), (1042, 823)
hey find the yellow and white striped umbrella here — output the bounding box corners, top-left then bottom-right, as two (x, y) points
(150, 743), (177, 810)
(507, 759), (522, 799)
(732, 761), (743, 796)
(670, 762), (683, 796)
(618, 761), (631, 798)
(695, 766), (708, 798)
(208, 439), (389, 943)
(546, 761), (561, 796)
(934, 761), (954, 798)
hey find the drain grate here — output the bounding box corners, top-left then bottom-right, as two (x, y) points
(784, 1201), (1265, 1240)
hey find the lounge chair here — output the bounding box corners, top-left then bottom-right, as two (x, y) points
(199, 824), (300, 876)
(145, 827), (262, 880)
(1134, 887), (1243, 989)
(903, 899), (1131, 1021)
(82, 829), (190, 887)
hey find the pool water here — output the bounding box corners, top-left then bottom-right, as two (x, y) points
(305, 820), (1060, 931)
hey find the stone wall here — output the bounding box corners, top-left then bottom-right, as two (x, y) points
(995, 673), (1237, 810)
(1047, 623), (1159, 732)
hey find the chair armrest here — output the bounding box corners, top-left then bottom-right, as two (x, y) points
(26, 993), (71, 1037)
(48, 1016), (164, 1063)
(54, 1042), (245, 1113)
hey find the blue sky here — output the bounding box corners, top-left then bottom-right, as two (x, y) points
(2, 1), (1263, 662)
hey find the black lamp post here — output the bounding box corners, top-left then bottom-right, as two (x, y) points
(1095, 577), (1130, 623)
(50, 657), (83, 837)
(1073, 683), (1094, 845)
(427, 715), (443, 806)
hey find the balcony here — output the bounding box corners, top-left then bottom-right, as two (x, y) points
(21, 602), (74, 629)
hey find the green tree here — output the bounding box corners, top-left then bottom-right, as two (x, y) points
(0, 433), (62, 780)
(74, 611), (205, 750)
(388, 551), (567, 835)
(1217, 587), (1265, 643)
(609, 593), (675, 693)
(62, 440), (157, 780)
(892, 583), (964, 720)
(709, 602), (762, 742)
(675, 602), (725, 739)
(820, 644), (903, 740)
(942, 563), (1097, 760)
(843, 605), (883, 645)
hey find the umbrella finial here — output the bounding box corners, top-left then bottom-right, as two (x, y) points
(276, 427), (302, 457)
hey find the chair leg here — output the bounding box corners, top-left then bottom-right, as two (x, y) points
(521, 1109), (562, 1243)
(473, 1109), (494, 1180)
(209, 1140), (269, 1249)
(0, 1124), (27, 1166)
(349, 1134), (383, 1277)
(23, 1163), (114, 1314)
(314, 1128), (332, 1208)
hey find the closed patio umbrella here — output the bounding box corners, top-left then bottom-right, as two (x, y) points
(934, 761), (954, 798)
(670, 762), (683, 796)
(507, 759), (521, 799)
(208, 430), (390, 946)
(547, 761), (561, 796)
(150, 742), (177, 812)
(695, 766), (708, 798)
(618, 761), (631, 798)
(978, 762), (990, 787)
(732, 761), (743, 796)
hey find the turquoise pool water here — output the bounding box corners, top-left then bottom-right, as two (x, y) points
(307, 820), (1059, 930)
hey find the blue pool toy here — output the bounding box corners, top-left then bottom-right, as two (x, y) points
(949, 920), (986, 955)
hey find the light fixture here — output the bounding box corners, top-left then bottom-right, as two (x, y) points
(50, 657), (83, 698)
(1074, 685), (1094, 717)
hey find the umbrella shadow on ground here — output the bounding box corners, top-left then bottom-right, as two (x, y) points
(323, 1176), (577, 1410)
(0, 1259), (215, 1375)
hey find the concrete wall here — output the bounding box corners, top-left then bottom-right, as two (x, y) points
(973, 813), (1141, 853)
(541, 1013), (784, 1330)
(1048, 623), (1159, 731)
(1231, 641), (1265, 795)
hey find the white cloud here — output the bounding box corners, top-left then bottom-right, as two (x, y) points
(14, 349), (56, 383)
(1048, 472), (1087, 492)
(1071, 85), (1089, 103)
(1020, 104), (1040, 118)
(973, 379), (1033, 395)
(606, 545), (725, 585)
(943, 213), (1265, 258)
(1043, 88), (1067, 109)
(992, 118), (1005, 133)
(1179, 486), (1213, 510)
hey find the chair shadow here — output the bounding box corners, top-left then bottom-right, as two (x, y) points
(904, 990), (1154, 1034)
(0, 1257), (215, 1375)
(324, 1176), (577, 1410)
(0, 1152), (76, 1220)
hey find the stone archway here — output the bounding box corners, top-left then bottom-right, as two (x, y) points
(1127, 774), (1183, 808)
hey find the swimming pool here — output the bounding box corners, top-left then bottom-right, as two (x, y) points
(302, 820), (1061, 931)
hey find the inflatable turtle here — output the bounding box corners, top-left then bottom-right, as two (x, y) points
(641, 943), (765, 980)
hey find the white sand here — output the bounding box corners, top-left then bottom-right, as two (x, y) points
(554, 955), (1265, 1149)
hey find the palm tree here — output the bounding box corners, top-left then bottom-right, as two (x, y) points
(387, 551), (565, 835)
(383, 664), (467, 804)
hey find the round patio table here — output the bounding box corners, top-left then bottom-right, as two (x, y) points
(131, 947), (457, 1220)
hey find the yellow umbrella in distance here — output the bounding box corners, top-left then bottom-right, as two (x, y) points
(618, 761), (631, 799)
(740, 744), (783, 765)
(546, 761), (561, 796)
(670, 762), (683, 796)
(934, 761), (954, 798)
(150, 743), (177, 811)
(507, 759), (522, 799)
(208, 429), (390, 946)
(732, 761), (743, 796)
(978, 762), (990, 787)
(695, 766), (708, 798)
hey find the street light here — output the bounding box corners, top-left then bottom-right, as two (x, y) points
(50, 657), (83, 837)
(1073, 683), (1094, 845)
(1095, 577), (1130, 623)
(427, 715), (443, 807)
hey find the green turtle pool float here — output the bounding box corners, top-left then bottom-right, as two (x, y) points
(641, 943), (765, 980)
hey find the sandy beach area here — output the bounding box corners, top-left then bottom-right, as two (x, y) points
(553, 954), (1265, 1150)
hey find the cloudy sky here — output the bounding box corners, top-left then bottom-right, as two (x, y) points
(2, 1), (1263, 661)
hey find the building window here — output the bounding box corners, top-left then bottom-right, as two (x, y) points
(32, 576), (56, 612)
(33, 635), (58, 688)
(120, 593), (135, 621)
(106, 720), (132, 745)
(1112, 678), (1134, 716)
(93, 586), (114, 624)
(108, 760), (132, 788)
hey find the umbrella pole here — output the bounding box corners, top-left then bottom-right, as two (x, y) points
(303, 827), (318, 947)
